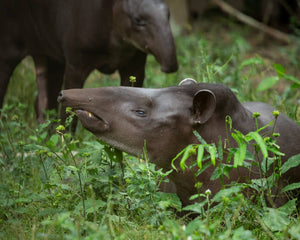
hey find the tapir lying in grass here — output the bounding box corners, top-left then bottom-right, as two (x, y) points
(58, 79), (300, 207)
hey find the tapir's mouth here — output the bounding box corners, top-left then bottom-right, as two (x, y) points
(75, 109), (109, 132)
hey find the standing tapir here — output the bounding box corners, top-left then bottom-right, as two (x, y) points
(0, 0), (178, 123)
(58, 79), (300, 207)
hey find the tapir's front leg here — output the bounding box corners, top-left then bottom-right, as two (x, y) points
(118, 50), (147, 87)
(34, 56), (48, 123)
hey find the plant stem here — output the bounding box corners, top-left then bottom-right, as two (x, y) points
(69, 147), (86, 218)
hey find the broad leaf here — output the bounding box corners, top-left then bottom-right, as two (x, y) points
(247, 132), (268, 158)
(257, 76), (279, 91)
(281, 154), (300, 174)
(213, 185), (242, 202)
(281, 182), (300, 193)
(273, 63), (285, 78)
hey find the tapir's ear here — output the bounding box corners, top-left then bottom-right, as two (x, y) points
(193, 89), (216, 124)
(179, 78), (197, 86)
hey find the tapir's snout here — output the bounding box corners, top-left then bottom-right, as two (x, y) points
(57, 89), (86, 106)
(161, 61), (178, 73)
(57, 88), (111, 133)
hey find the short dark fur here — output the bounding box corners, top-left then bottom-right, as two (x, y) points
(58, 81), (300, 207)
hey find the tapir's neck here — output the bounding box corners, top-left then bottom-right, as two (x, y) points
(193, 99), (256, 146)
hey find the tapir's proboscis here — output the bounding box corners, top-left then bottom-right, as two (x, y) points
(58, 79), (300, 207)
(0, 0), (177, 123)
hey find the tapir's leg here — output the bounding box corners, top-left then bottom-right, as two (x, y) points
(34, 56), (48, 123)
(118, 51), (147, 87)
(47, 59), (65, 110)
(62, 63), (91, 131)
(0, 60), (21, 110)
(33, 56), (65, 123)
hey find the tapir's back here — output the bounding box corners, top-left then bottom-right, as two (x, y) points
(243, 101), (300, 161)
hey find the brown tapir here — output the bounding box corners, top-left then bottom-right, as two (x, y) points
(58, 79), (300, 207)
(0, 0), (178, 123)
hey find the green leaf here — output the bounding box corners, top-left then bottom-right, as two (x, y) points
(233, 143), (247, 168)
(239, 56), (265, 69)
(281, 154), (300, 174)
(247, 132), (268, 158)
(156, 192), (182, 210)
(180, 145), (193, 171)
(267, 145), (285, 157)
(261, 157), (275, 174)
(46, 134), (59, 149)
(210, 163), (234, 180)
(288, 225), (300, 239)
(208, 145), (216, 166)
(66, 165), (79, 173)
(197, 145), (204, 169)
(171, 147), (187, 171)
(281, 182), (300, 193)
(193, 131), (207, 144)
(39, 131), (48, 141)
(273, 63), (285, 78)
(213, 185), (242, 202)
(262, 200), (296, 232)
(284, 74), (300, 85)
(277, 198), (297, 215)
(232, 131), (247, 167)
(257, 76), (279, 91)
(256, 120), (273, 133)
(231, 226), (255, 240)
(24, 143), (45, 152)
(183, 202), (207, 214)
(104, 146), (123, 163)
(84, 199), (106, 214)
(217, 137), (223, 162)
(196, 161), (212, 177)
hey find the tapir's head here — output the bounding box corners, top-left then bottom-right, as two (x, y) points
(113, 0), (178, 73)
(58, 79), (240, 169)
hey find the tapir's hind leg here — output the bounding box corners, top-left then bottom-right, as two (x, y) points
(34, 56), (65, 123)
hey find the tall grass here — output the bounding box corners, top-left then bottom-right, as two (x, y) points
(1, 17), (300, 239)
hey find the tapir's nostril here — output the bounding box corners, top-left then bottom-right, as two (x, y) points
(57, 91), (64, 103)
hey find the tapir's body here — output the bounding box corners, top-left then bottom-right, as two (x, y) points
(0, 0), (177, 122)
(58, 80), (300, 206)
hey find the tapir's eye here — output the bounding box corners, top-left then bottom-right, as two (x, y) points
(133, 109), (147, 117)
(132, 17), (146, 27)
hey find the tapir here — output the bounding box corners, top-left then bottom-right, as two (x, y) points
(58, 79), (300, 207)
(0, 0), (178, 123)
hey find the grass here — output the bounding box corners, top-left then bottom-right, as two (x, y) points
(1, 16), (300, 239)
